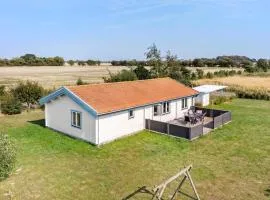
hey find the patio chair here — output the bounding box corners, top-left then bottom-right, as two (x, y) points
(190, 106), (196, 113)
(199, 112), (207, 122)
(188, 112), (198, 125)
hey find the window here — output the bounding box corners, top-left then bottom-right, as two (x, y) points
(162, 101), (170, 114)
(154, 105), (159, 116)
(128, 109), (134, 119)
(71, 110), (82, 128)
(182, 98), (188, 109)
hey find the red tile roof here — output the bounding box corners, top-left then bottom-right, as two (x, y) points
(67, 78), (198, 114)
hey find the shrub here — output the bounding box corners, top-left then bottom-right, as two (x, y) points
(0, 85), (5, 96)
(0, 134), (16, 181)
(1, 95), (22, 115)
(103, 69), (138, 83)
(210, 92), (236, 105)
(205, 72), (214, 79)
(134, 65), (151, 80)
(12, 81), (44, 109)
(76, 78), (87, 85)
(196, 69), (204, 79)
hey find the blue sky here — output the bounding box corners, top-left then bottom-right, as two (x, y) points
(0, 0), (269, 60)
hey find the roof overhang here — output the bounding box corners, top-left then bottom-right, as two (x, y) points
(193, 85), (228, 94)
(39, 87), (98, 117)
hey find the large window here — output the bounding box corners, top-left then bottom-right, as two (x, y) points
(71, 110), (82, 128)
(162, 101), (170, 114)
(128, 109), (135, 119)
(182, 98), (188, 109)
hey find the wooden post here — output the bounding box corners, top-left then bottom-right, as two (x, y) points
(170, 175), (187, 200)
(186, 171), (201, 200)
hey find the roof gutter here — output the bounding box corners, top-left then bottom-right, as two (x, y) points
(97, 93), (199, 116)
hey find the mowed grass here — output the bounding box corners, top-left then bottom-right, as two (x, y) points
(0, 99), (270, 199)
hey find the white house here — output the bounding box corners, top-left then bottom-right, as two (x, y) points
(39, 78), (199, 145)
(193, 85), (228, 106)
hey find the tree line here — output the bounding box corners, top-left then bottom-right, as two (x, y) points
(67, 60), (101, 66)
(104, 44), (243, 85)
(0, 54), (65, 66)
(110, 55), (263, 68)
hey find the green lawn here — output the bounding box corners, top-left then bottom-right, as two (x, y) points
(0, 99), (270, 200)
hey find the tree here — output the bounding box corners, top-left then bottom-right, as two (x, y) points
(86, 60), (98, 66)
(257, 59), (269, 72)
(78, 61), (86, 66)
(103, 70), (138, 82)
(244, 65), (257, 73)
(145, 43), (166, 78)
(52, 56), (65, 66)
(196, 69), (204, 79)
(20, 54), (36, 61)
(134, 65), (151, 80)
(193, 59), (204, 67)
(67, 60), (75, 66)
(12, 81), (44, 109)
(166, 51), (178, 68)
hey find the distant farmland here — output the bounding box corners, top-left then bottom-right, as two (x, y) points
(0, 65), (245, 89)
(195, 76), (270, 90)
(0, 65), (129, 88)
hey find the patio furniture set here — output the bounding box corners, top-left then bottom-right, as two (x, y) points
(184, 106), (207, 125)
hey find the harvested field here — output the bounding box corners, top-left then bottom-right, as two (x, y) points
(0, 66), (243, 89)
(0, 66), (129, 89)
(195, 76), (270, 90)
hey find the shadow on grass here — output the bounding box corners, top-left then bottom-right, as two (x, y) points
(28, 119), (45, 127)
(264, 186), (270, 197)
(122, 186), (198, 200)
(122, 186), (159, 200)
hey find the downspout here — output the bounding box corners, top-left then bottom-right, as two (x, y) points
(97, 116), (100, 146)
(143, 107), (146, 129)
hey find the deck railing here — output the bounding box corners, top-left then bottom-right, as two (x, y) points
(145, 107), (231, 140)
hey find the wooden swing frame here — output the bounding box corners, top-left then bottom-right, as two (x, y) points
(152, 165), (200, 200)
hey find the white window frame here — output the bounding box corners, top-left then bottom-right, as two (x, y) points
(182, 98), (188, 110)
(162, 101), (170, 114)
(71, 110), (82, 129)
(128, 109), (135, 119)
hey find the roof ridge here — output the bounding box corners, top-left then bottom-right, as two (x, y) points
(67, 77), (171, 88)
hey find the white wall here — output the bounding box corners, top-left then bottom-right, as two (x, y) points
(98, 106), (145, 144)
(45, 95), (97, 144)
(195, 93), (209, 106)
(45, 95), (195, 145)
(97, 97), (194, 144)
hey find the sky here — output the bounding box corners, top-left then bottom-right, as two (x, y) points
(0, 0), (269, 60)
